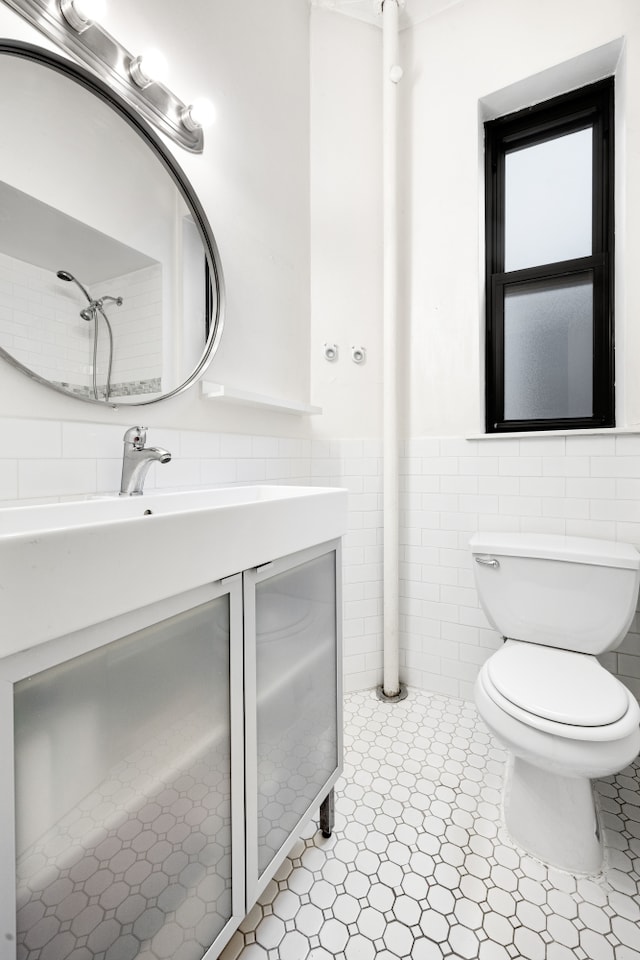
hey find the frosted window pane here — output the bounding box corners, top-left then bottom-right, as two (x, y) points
(256, 552), (337, 876)
(14, 596), (232, 960)
(505, 128), (592, 271)
(504, 276), (593, 420)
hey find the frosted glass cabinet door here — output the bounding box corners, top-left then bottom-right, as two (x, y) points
(244, 541), (342, 903)
(2, 579), (244, 960)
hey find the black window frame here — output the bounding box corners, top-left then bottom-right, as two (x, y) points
(484, 78), (615, 433)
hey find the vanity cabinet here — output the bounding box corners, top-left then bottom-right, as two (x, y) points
(4, 580), (246, 960)
(244, 542), (342, 904)
(0, 539), (341, 960)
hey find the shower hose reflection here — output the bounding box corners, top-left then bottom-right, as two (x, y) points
(56, 270), (123, 401)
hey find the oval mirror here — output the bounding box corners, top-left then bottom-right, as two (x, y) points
(0, 41), (224, 406)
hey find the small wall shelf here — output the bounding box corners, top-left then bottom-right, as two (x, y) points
(201, 381), (322, 416)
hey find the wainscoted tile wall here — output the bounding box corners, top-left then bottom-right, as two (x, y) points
(0, 419), (312, 505)
(0, 421), (384, 695)
(311, 439), (384, 693)
(400, 433), (640, 703)
(2, 419), (640, 700)
(311, 433), (640, 698)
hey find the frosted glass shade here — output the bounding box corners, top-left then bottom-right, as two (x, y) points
(503, 275), (593, 421)
(505, 128), (592, 272)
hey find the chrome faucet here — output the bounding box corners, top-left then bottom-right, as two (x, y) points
(120, 426), (171, 496)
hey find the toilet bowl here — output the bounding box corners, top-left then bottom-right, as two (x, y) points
(470, 532), (640, 874)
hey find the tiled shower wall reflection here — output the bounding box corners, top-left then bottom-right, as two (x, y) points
(0, 418), (639, 698)
(0, 256), (162, 396)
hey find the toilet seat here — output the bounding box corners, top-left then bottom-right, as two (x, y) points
(487, 642), (628, 726)
(480, 642), (640, 742)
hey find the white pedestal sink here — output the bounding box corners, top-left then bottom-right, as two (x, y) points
(0, 484), (348, 656)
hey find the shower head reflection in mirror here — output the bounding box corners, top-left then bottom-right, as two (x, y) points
(0, 179), (165, 403)
(56, 269), (123, 402)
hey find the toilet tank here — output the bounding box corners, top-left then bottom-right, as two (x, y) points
(470, 532), (640, 654)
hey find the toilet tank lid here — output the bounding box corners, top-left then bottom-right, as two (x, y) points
(469, 532), (640, 570)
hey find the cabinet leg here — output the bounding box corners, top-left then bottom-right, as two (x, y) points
(320, 788), (335, 838)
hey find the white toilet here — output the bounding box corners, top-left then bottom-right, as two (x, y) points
(470, 532), (640, 874)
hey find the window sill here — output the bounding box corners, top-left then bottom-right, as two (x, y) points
(467, 427), (640, 440)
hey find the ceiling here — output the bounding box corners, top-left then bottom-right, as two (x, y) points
(0, 181), (157, 284)
(309, 0), (464, 29)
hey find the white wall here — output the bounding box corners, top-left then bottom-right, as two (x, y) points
(0, 0), (313, 437)
(308, 0), (640, 697)
(4, 0), (640, 699)
(398, 0), (640, 696)
(309, 1), (640, 438)
(403, 0), (640, 437)
(310, 9), (383, 439)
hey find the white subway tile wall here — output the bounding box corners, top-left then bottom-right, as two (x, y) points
(311, 439), (384, 693)
(0, 253), (91, 388)
(0, 420), (313, 504)
(105, 264), (163, 391)
(1, 420), (640, 700)
(401, 434), (640, 704)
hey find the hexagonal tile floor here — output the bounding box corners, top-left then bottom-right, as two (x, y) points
(221, 688), (640, 960)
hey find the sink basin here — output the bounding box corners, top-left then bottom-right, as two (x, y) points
(0, 485), (348, 656)
(0, 485), (338, 533)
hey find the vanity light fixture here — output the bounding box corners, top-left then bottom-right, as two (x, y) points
(182, 98), (216, 132)
(4, 0), (210, 152)
(129, 49), (169, 89)
(59, 0), (105, 33)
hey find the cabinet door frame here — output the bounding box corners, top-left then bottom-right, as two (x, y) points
(243, 538), (343, 908)
(0, 577), (245, 960)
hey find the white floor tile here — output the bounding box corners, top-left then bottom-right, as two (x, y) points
(222, 688), (640, 960)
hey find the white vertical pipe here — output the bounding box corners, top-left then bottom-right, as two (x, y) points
(382, 0), (401, 698)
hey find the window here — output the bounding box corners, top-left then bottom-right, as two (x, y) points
(484, 78), (614, 433)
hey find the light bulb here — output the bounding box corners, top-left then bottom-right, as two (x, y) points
(60, 0), (106, 32)
(129, 49), (169, 88)
(182, 97), (216, 131)
(73, 0), (106, 20)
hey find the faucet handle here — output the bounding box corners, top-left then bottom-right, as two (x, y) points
(123, 426), (147, 449)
